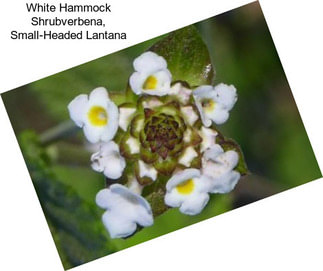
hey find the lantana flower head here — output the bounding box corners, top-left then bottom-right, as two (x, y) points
(68, 51), (245, 239)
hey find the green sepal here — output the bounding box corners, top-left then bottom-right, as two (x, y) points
(153, 157), (177, 176)
(140, 146), (159, 164)
(190, 151), (202, 169)
(145, 190), (169, 217)
(158, 102), (180, 117)
(183, 127), (202, 148)
(168, 139), (184, 158)
(139, 129), (150, 149)
(119, 102), (136, 109)
(130, 114), (145, 138)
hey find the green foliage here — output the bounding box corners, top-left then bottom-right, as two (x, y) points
(18, 131), (116, 269)
(150, 25), (214, 87)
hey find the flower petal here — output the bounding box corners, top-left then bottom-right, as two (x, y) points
(68, 94), (88, 127)
(179, 193), (209, 215)
(193, 84), (237, 126)
(133, 51), (167, 74)
(209, 171), (241, 194)
(100, 101), (119, 142)
(202, 145), (241, 194)
(207, 105), (229, 125)
(83, 124), (103, 143)
(214, 83), (237, 110)
(166, 168), (200, 191)
(91, 141), (126, 179)
(102, 212), (137, 239)
(96, 184), (153, 238)
(89, 87), (110, 105)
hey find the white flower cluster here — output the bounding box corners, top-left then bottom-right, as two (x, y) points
(68, 52), (240, 238)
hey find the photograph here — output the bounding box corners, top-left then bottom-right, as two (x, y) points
(1, 2), (321, 269)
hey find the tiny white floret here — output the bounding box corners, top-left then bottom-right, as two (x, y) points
(165, 169), (211, 215)
(96, 184), (153, 238)
(193, 83), (237, 126)
(91, 141), (126, 179)
(68, 87), (119, 143)
(202, 144), (240, 193)
(129, 52), (172, 96)
(138, 160), (158, 181)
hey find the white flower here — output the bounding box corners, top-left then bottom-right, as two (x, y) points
(193, 83), (237, 127)
(91, 141), (126, 179)
(68, 87), (119, 143)
(165, 169), (211, 215)
(96, 184), (153, 238)
(129, 52), (172, 96)
(202, 144), (240, 194)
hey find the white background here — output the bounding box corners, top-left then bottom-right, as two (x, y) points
(0, 0), (323, 270)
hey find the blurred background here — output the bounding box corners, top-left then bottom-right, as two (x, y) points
(1, 2), (321, 269)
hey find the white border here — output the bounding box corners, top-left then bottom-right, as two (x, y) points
(1, 0), (323, 270)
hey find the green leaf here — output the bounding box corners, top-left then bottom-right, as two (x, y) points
(150, 25), (215, 87)
(18, 131), (116, 269)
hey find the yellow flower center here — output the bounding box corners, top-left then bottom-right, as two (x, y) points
(176, 179), (195, 195)
(202, 99), (216, 113)
(88, 106), (108, 126)
(143, 75), (158, 90)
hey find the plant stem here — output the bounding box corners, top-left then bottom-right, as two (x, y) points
(40, 120), (79, 146)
